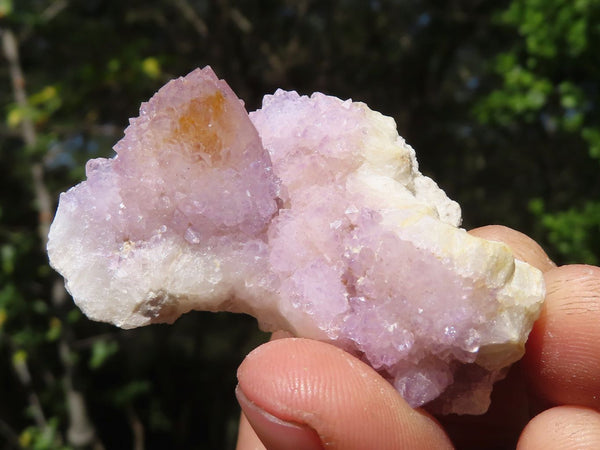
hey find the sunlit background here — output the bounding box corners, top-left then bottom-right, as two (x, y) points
(1, 1), (599, 448)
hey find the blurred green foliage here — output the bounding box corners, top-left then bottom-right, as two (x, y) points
(1, 0), (598, 449)
(474, 0), (600, 264)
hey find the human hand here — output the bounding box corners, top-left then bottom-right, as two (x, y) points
(234, 225), (600, 449)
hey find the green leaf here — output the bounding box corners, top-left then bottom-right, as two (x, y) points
(6, 105), (26, 128)
(46, 317), (62, 342)
(32, 300), (48, 315)
(18, 418), (68, 450)
(29, 86), (58, 106)
(89, 338), (119, 369)
(107, 58), (121, 73)
(141, 57), (161, 79)
(528, 198), (545, 215)
(66, 308), (82, 324)
(1, 244), (15, 274)
(537, 201), (600, 264)
(12, 349), (27, 365)
(0, 0), (12, 18)
(110, 380), (151, 406)
(582, 127), (600, 160)
(566, 18), (587, 55)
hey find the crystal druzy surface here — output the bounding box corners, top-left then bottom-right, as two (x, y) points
(47, 67), (545, 415)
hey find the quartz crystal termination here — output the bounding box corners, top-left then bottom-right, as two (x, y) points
(47, 67), (545, 415)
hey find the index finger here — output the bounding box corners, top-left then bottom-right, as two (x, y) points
(469, 225), (600, 411)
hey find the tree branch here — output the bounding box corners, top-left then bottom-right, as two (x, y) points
(9, 342), (48, 430)
(173, 0), (208, 37)
(2, 27), (103, 450)
(127, 406), (145, 450)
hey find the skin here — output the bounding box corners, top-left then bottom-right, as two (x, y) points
(235, 225), (600, 449)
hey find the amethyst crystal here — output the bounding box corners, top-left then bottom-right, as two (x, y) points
(48, 67), (544, 414)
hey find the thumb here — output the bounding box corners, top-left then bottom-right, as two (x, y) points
(235, 338), (452, 450)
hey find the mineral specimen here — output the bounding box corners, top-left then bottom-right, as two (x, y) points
(47, 67), (545, 415)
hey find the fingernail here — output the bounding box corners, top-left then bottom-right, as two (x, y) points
(235, 385), (323, 450)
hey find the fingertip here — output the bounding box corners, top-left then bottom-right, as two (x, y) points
(522, 265), (600, 409)
(236, 385), (323, 450)
(236, 411), (267, 450)
(237, 338), (452, 450)
(468, 225), (555, 272)
(518, 406), (600, 450)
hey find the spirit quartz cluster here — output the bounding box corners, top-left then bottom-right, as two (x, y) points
(47, 67), (544, 415)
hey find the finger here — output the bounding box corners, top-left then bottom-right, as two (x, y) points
(235, 330), (297, 450)
(237, 411), (266, 450)
(469, 227), (600, 409)
(521, 264), (600, 410)
(517, 406), (600, 449)
(434, 225), (555, 449)
(468, 225), (555, 272)
(236, 338), (453, 450)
